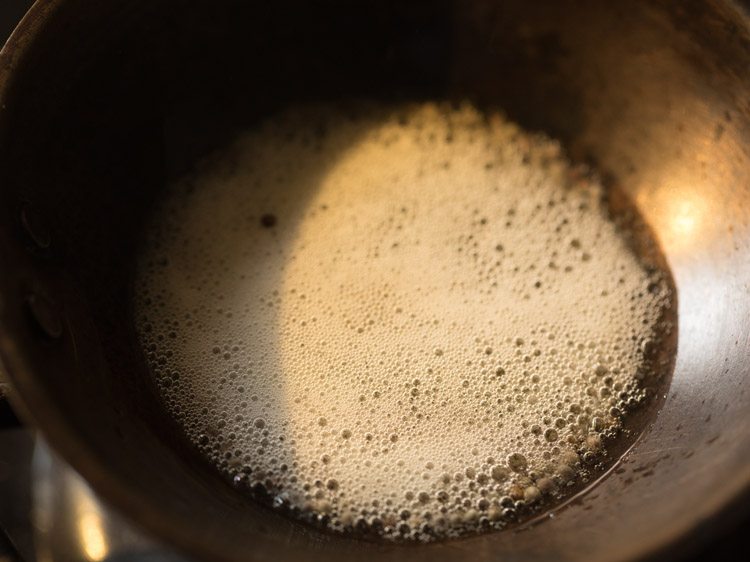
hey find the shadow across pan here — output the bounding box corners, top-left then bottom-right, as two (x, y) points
(0, 1), (749, 561)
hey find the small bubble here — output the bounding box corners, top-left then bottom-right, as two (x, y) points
(260, 213), (277, 228)
(491, 465), (509, 482)
(507, 453), (527, 472)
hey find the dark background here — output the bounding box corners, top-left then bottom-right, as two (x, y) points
(0, 1), (747, 560)
(0, 1), (29, 44)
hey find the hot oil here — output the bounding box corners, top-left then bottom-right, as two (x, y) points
(134, 102), (677, 542)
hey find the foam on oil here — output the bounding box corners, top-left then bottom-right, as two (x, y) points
(135, 102), (675, 541)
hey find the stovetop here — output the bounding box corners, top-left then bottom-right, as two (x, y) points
(0, 2), (747, 561)
(0, 424), (193, 562)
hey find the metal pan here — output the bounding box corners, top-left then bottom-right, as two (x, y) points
(0, 1), (749, 560)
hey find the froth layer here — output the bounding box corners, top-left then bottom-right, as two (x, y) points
(135, 102), (674, 541)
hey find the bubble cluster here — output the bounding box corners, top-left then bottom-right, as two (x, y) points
(135, 102), (675, 541)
